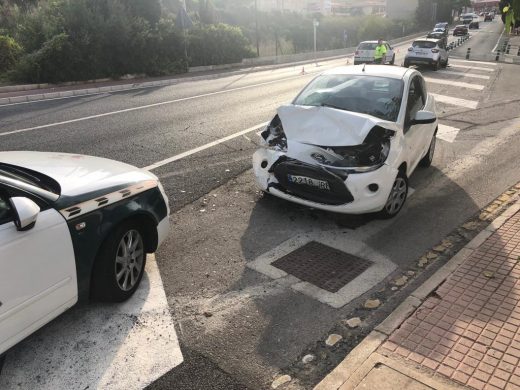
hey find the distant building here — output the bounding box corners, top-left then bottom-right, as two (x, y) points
(257, 0), (308, 13)
(386, 0), (418, 19)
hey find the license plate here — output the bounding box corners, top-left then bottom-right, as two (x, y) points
(288, 175), (330, 191)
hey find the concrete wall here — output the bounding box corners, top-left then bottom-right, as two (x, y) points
(386, 0), (418, 19)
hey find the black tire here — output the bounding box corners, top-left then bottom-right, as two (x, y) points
(379, 170), (408, 219)
(390, 54), (395, 65)
(442, 58), (448, 68)
(90, 220), (147, 302)
(0, 354), (5, 375)
(432, 59), (440, 71)
(419, 131), (437, 168)
(403, 60), (410, 68)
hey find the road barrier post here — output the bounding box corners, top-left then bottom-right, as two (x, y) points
(506, 44), (511, 54)
(466, 48), (471, 59)
(496, 49), (500, 61)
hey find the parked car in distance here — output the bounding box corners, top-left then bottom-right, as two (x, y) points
(461, 13), (480, 29)
(453, 24), (469, 36)
(433, 22), (449, 35)
(426, 31), (448, 47)
(0, 152), (170, 357)
(354, 40), (395, 65)
(484, 13), (494, 21)
(253, 65), (438, 218)
(404, 38), (449, 70)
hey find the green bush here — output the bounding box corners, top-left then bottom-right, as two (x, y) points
(188, 24), (255, 66)
(0, 35), (23, 74)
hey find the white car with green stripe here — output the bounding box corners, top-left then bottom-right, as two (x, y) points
(0, 152), (170, 361)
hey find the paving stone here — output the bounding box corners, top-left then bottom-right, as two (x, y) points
(364, 299), (381, 309)
(407, 271), (416, 276)
(271, 375), (291, 389)
(463, 221), (479, 230)
(325, 334), (343, 347)
(418, 256), (428, 268)
(344, 317), (362, 328)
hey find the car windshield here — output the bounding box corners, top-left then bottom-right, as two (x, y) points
(358, 42), (377, 50)
(413, 41), (437, 49)
(293, 74), (403, 122)
(0, 163), (60, 195)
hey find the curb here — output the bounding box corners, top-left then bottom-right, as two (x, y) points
(314, 198), (520, 390)
(0, 31), (430, 107)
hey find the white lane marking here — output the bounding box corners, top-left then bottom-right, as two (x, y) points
(448, 63), (495, 72)
(437, 124), (461, 143)
(440, 70), (490, 80)
(431, 93), (478, 109)
(0, 74), (302, 137)
(424, 77), (484, 90)
(449, 58), (498, 66)
(143, 122), (268, 171)
(0, 255), (183, 390)
(492, 28), (505, 52)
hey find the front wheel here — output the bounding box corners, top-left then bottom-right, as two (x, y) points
(90, 221), (147, 302)
(419, 132), (437, 167)
(379, 171), (408, 219)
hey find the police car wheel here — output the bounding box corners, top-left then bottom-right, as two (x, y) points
(90, 220), (147, 302)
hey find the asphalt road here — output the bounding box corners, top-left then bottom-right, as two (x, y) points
(1, 17), (519, 390)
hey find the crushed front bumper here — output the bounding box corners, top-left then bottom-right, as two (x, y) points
(253, 149), (398, 214)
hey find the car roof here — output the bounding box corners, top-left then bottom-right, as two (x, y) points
(358, 40), (387, 44)
(455, 24), (467, 27)
(321, 65), (412, 80)
(413, 38), (440, 43)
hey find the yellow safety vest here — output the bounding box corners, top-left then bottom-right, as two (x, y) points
(374, 44), (387, 60)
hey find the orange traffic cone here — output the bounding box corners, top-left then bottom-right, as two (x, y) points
(300, 66), (306, 75)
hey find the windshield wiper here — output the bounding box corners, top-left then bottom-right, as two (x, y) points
(320, 102), (346, 111)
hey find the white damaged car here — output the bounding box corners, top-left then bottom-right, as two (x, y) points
(253, 65), (438, 218)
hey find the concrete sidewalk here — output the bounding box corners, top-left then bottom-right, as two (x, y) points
(316, 196), (520, 390)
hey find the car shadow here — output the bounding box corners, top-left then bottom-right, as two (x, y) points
(0, 256), (182, 389)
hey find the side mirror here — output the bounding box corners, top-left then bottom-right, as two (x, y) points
(9, 197), (40, 231)
(411, 110), (437, 125)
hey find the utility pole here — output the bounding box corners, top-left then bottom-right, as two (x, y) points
(313, 18), (319, 66)
(255, 0), (260, 57)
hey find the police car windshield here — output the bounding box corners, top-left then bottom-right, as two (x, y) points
(0, 163), (60, 195)
(293, 74), (403, 122)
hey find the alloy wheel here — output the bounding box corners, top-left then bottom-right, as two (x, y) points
(384, 177), (407, 215)
(115, 229), (144, 291)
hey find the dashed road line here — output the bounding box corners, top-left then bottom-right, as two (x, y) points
(143, 122), (268, 171)
(448, 63), (495, 72)
(437, 124), (461, 143)
(431, 93), (479, 109)
(424, 77), (485, 90)
(440, 70), (490, 80)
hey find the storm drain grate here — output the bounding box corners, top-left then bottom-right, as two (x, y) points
(272, 241), (373, 293)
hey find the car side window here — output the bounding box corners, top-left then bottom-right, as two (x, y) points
(0, 190), (13, 225)
(405, 77), (426, 132)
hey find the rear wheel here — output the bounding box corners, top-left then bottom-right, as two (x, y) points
(432, 59), (440, 71)
(90, 220), (147, 302)
(379, 170), (408, 219)
(390, 54), (395, 65)
(403, 60), (410, 68)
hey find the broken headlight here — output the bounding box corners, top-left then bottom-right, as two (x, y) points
(261, 115), (287, 151)
(312, 126), (394, 173)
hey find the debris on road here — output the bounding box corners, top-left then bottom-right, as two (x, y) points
(364, 299), (381, 309)
(344, 317), (361, 328)
(302, 354), (315, 364)
(325, 334), (342, 347)
(271, 374), (292, 389)
(392, 276), (408, 287)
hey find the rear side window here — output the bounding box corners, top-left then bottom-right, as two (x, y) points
(358, 42), (377, 50)
(412, 41), (437, 49)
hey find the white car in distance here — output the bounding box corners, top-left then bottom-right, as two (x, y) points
(253, 65), (438, 218)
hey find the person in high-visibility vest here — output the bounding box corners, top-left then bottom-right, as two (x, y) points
(504, 5), (515, 34)
(374, 39), (387, 64)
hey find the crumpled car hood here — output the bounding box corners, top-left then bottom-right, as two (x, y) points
(277, 105), (399, 147)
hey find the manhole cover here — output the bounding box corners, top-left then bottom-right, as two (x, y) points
(271, 241), (373, 293)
